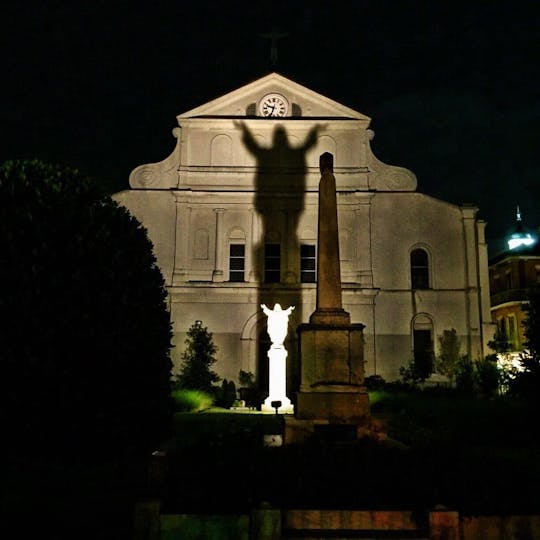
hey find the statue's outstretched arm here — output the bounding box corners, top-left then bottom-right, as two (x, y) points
(234, 120), (258, 154)
(302, 124), (325, 150)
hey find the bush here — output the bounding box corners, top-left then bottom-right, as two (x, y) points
(399, 357), (431, 386)
(214, 379), (237, 409)
(475, 354), (500, 398)
(455, 355), (475, 394)
(239, 370), (255, 388)
(0, 160), (173, 459)
(364, 374), (386, 391)
(172, 389), (214, 412)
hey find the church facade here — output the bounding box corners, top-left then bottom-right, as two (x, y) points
(113, 73), (493, 385)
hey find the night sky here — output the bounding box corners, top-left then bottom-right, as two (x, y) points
(3, 1), (539, 252)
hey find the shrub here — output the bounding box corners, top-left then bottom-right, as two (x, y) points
(364, 374), (386, 391)
(239, 369), (255, 388)
(214, 379), (237, 409)
(475, 354), (501, 398)
(455, 355), (475, 394)
(0, 160), (173, 459)
(172, 389), (214, 412)
(399, 358), (431, 386)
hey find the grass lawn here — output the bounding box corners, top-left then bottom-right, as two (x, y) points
(162, 391), (540, 515)
(6, 391), (539, 539)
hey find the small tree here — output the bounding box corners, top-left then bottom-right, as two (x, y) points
(436, 328), (461, 382)
(176, 321), (220, 393)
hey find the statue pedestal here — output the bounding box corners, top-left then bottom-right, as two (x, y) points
(285, 321), (370, 442)
(261, 346), (294, 414)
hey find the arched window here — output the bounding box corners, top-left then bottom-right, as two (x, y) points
(410, 248), (430, 289)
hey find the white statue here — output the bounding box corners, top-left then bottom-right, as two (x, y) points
(261, 303), (295, 348)
(260, 303), (295, 414)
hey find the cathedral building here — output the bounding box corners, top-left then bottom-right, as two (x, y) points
(113, 73), (493, 386)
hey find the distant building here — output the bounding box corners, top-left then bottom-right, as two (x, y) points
(113, 73), (493, 386)
(489, 208), (539, 352)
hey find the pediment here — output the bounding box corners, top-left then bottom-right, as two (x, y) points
(178, 72), (370, 121)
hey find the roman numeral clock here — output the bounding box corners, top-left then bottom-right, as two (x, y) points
(258, 93), (289, 117)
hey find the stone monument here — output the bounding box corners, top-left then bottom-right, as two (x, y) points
(260, 303), (295, 414)
(286, 153), (370, 441)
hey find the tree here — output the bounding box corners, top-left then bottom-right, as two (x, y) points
(176, 321), (220, 393)
(436, 328), (461, 382)
(523, 286), (540, 361)
(510, 286), (540, 400)
(0, 160), (173, 459)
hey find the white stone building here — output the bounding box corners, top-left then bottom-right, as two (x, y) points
(114, 73), (493, 387)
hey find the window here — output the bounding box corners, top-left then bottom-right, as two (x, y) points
(265, 244), (281, 283)
(300, 244), (316, 283)
(410, 248), (430, 289)
(505, 271), (512, 290)
(229, 244), (245, 282)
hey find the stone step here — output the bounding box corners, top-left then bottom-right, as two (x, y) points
(282, 534), (429, 540)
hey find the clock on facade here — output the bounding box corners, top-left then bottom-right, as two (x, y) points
(258, 93), (289, 117)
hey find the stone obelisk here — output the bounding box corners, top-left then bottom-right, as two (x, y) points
(310, 152), (350, 325)
(287, 153), (369, 441)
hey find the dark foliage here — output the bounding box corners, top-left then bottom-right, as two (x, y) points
(508, 287), (540, 401)
(214, 379), (237, 409)
(435, 328), (460, 381)
(0, 160), (172, 460)
(524, 286), (540, 361)
(475, 354), (501, 398)
(238, 369), (255, 388)
(364, 374), (386, 391)
(488, 324), (511, 353)
(176, 321), (220, 393)
(454, 355), (475, 395)
(399, 357), (432, 385)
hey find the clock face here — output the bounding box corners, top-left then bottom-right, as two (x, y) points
(259, 93), (288, 117)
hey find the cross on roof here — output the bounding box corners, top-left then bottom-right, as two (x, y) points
(259, 28), (290, 68)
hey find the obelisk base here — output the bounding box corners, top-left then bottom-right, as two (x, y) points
(284, 322), (370, 443)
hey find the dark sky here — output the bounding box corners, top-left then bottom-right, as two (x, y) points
(2, 1), (539, 251)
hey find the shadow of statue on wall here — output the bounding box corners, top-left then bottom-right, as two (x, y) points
(235, 121), (323, 400)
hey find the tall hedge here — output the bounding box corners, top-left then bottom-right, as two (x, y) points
(0, 160), (172, 458)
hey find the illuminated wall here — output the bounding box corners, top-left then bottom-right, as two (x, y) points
(114, 73), (493, 383)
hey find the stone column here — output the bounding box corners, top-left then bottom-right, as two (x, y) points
(172, 193), (191, 285)
(354, 193), (374, 287)
(212, 208), (225, 282)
